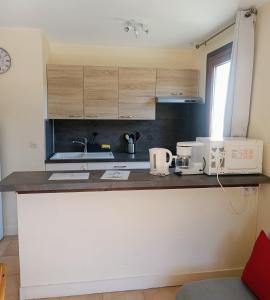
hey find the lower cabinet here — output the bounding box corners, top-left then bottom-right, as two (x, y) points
(87, 162), (150, 170)
(45, 162), (150, 171)
(45, 163), (88, 171)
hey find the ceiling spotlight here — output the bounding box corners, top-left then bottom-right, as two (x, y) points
(123, 20), (149, 38)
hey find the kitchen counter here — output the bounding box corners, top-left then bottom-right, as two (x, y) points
(45, 152), (149, 163)
(0, 170), (269, 194)
(10, 170), (270, 299)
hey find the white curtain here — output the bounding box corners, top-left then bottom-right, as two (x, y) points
(223, 10), (256, 137)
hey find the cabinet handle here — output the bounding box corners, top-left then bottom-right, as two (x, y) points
(85, 114), (99, 118)
(171, 92), (183, 96)
(120, 115), (134, 119)
(68, 115), (81, 118)
(113, 165), (127, 168)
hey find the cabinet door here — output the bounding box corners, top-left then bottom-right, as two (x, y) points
(87, 162), (150, 170)
(84, 66), (119, 119)
(119, 67), (156, 120)
(45, 163), (88, 171)
(47, 65), (84, 119)
(156, 69), (199, 97)
(119, 96), (155, 120)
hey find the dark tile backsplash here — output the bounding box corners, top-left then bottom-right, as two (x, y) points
(46, 103), (208, 158)
(45, 119), (54, 158)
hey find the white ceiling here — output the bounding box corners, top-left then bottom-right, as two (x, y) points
(0, 0), (269, 48)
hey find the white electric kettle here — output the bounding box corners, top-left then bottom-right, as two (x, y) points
(149, 148), (173, 176)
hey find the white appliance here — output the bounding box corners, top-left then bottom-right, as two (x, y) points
(174, 142), (204, 175)
(196, 137), (263, 175)
(149, 148), (173, 176)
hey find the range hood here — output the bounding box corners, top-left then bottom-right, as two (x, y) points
(156, 96), (203, 104)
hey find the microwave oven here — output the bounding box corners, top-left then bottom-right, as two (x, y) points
(196, 137), (263, 175)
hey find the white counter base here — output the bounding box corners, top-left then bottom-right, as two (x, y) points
(20, 268), (243, 300)
(17, 188), (258, 299)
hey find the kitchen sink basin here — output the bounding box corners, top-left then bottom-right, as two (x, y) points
(50, 152), (114, 160)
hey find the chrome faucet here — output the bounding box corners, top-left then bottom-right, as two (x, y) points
(72, 137), (88, 153)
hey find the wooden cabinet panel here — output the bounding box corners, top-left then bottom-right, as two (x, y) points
(84, 66), (118, 99)
(119, 68), (156, 120)
(119, 97), (155, 120)
(119, 67), (156, 97)
(47, 65), (84, 119)
(156, 69), (199, 97)
(47, 65), (200, 120)
(84, 66), (119, 119)
(84, 99), (118, 119)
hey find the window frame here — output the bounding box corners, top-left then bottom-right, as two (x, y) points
(205, 42), (233, 136)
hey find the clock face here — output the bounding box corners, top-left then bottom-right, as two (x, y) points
(0, 48), (11, 74)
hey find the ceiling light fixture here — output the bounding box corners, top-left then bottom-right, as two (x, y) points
(123, 20), (149, 38)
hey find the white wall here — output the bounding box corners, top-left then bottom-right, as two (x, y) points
(18, 188), (258, 299)
(0, 28), (48, 235)
(248, 1), (270, 233)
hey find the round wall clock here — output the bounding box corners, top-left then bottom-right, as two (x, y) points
(0, 48), (11, 74)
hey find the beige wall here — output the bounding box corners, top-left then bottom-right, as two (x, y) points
(0, 28), (47, 234)
(248, 2), (270, 233)
(48, 43), (198, 69)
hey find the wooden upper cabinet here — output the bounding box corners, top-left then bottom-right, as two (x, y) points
(46, 65), (200, 120)
(156, 69), (199, 97)
(84, 66), (119, 119)
(119, 67), (156, 120)
(47, 65), (84, 119)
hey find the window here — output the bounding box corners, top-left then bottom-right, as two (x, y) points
(206, 43), (233, 139)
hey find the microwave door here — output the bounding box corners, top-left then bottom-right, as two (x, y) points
(225, 144), (259, 170)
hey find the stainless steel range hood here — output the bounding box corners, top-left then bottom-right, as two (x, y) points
(156, 96), (203, 104)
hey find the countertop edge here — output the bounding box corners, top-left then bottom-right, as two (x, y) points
(1, 171), (269, 194)
(15, 182), (263, 194)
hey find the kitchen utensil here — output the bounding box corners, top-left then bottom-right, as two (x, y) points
(91, 132), (98, 144)
(149, 148), (173, 176)
(124, 133), (130, 141)
(135, 131), (141, 141)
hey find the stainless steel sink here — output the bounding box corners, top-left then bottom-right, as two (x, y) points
(50, 152), (114, 160)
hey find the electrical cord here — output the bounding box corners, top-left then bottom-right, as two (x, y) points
(216, 152), (226, 192)
(215, 150), (250, 215)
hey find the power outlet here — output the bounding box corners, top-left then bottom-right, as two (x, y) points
(240, 187), (257, 196)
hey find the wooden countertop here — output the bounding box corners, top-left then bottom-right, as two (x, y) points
(0, 170), (269, 194)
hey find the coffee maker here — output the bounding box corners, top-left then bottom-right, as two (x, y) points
(174, 142), (204, 175)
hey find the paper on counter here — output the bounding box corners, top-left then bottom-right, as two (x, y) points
(48, 173), (89, 181)
(100, 170), (130, 180)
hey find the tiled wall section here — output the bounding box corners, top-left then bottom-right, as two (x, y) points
(46, 104), (208, 157)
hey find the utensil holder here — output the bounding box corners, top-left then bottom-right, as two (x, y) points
(128, 143), (135, 154)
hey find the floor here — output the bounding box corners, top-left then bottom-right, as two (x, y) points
(0, 236), (181, 300)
